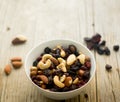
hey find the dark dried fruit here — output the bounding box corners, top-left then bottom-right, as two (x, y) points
(50, 88), (59, 92)
(33, 60), (38, 66)
(99, 40), (106, 46)
(86, 42), (95, 50)
(70, 84), (78, 90)
(44, 47), (51, 54)
(68, 70), (76, 75)
(80, 66), (88, 70)
(36, 56), (42, 61)
(93, 44), (99, 50)
(74, 60), (82, 67)
(62, 87), (70, 92)
(105, 64), (112, 71)
(53, 69), (63, 76)
(104, 47), (110, 55)
(91, 33), (101, 44)
(51, 53), (60, 58)
(55, 48), (61, 55)
(7, 27), (10, 31)
(43, 69), (52, 76)
(64, 72), (69, 76)
(33, 79), (38, 84)
(85, 61), (91, 68)
(49, 63), (55, 69)
(31, 75), (37, 80)
(84, 37), (91, 42)
(40, 53), (45, 56)
(83, 71), (90, 79)
(84, 93), (88, 98)
(48, 76), (53, 85)
(70, 66), (80, 71)
(68, 45), (77, 53)
(75, 51), (79, 56)
(113, 45), (119, 52)
(97, 47), (104, 55)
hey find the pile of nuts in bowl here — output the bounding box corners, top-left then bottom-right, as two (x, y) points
(30, 45), (91, 92)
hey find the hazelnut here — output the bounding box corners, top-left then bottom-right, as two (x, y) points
(64, 76), (73, 87)
(78, 69), (85, 76)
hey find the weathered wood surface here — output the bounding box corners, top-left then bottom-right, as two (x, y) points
(0, 0), (120, 102)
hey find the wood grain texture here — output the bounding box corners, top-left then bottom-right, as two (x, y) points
(0, 0), (120, 102)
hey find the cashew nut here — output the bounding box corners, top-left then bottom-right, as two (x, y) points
(37, 54), (52, 70)
(57, 58), (67, 72)
(73, 77), (79, 84)
(57, 63), (67, 72)
(57, 45), (66, 57)
(42, 54), (52, 61)
(67, 54), (76, 65)
(60, 49), (66, 57)
(53, 75), (65, 88)
(77, 54), (85, 64)
(37, 59), (51, 69)
(58, 58), (66, 64)
(60, 75), (66, 82)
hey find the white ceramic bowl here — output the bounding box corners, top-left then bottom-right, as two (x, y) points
(25, 39), (96, 100)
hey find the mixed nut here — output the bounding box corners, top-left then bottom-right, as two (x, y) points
(30, 45), (91, 92)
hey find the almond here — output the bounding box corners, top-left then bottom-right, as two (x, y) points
(37, 75), (48, 84)
(50, 57), (59, 66)
(4, 64), (11, 75)
(64, 76), (73, 87)
(12, 35), (27, 45)
(11, 57), (22, 62)
(12, 61), (22, 68)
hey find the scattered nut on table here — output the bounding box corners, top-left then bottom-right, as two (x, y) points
(12, 35), (27, 45)
(4, 64), (12, 75)
(11, 57), (22, 62)
(11, 57), (23, 69)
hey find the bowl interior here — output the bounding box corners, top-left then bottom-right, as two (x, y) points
(25, 39), (96, 99)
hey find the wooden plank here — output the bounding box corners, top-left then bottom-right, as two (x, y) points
(76, 0), (97, 102)
(94, 0), (120, 102)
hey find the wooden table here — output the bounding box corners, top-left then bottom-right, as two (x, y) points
(0, 0), (120, 102)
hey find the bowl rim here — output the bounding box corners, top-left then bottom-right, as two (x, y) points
(25, 39), (96, 94)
